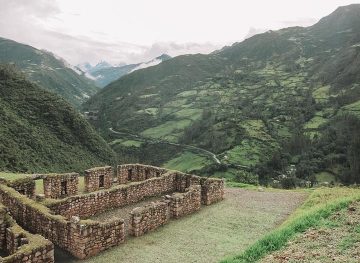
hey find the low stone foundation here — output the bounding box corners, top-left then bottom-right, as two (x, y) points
(43, 173), (79, 199)
(48, 172), (177, 219)
(167, 185), (202, 219)
(201, 178), (225, 205)
(130, 200), (170, 237)
(0, 185), (125, 259)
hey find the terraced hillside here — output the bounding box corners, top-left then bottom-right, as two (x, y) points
(0, 65), (116, 173)
(0, 37), (98, 107)
(84, 5), (360, 183)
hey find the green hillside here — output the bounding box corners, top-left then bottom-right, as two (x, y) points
(0, 37), (98, 107)
(84, 4), (360, 185)
(0, 64), (116, 173)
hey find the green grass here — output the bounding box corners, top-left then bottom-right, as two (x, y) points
(312, 85), (330, 102)
(212, 168), (239, 181)
(225, 139), (274, 166)
(242, 120), (272, 141)
(221, 187), (360, 263)
(163, 151), (211, 172)
(174, 108), (203, 121)
(338, 235), (359, 251)
(176, 90), (197, 97)
(141, 119), (191, 141)
(137, 107), (158, 115)
(315, 171), (336, 183)
(341, 99), (360, 117)
(0, 172), (30, 181)
(304, 115), (328, 129)
(225, 181), (259, 190)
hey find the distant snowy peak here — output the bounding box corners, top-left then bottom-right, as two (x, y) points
(81, 54), (172, 87)
(77, 61), (113, 74)
(130, 54), (171, 73)
(130, 58), (162, 73)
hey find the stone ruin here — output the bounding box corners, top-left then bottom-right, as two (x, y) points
(0, 204), (54, 263)
(0, 164), (224, 261)
(84, 166), (112, 192)
(43, 173), (78, 199)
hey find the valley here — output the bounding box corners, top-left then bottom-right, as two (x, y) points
(0, 2), (360, 263)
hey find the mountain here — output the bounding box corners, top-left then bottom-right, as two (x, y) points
(0, 37), (98, 107)
(0, 64), (116, 173)
(83, 54), (172, 87)
(83, 4), (360, 185)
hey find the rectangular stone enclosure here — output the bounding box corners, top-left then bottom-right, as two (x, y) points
(0, 164), (224, 260)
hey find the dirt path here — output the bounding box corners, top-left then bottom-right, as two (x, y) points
(261, 201), (360, 263)
(56, 188), (307, 263)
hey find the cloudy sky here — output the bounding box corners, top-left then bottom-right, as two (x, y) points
(0, 0), (359, 65)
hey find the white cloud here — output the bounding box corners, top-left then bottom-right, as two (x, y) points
(0, 0), (359, 65)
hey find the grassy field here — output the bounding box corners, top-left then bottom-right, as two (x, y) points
(141, 119), (192, 142)
(315, 171), (336, 184)
(163, 151), (211, 172)
(0, 172), (30, 181)
(222, 187), (360, 263)
(57, 188), (307, 263)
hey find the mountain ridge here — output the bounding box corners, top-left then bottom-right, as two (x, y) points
(0, 64), (116, 173)
(0, 37), (98, 107)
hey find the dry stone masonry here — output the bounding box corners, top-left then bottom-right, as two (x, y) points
(84, 166), (113, 192)
(117, 164), (167, 184)
(0, 164), (224, 259)
(130, 200), (170, 237)
(0, 204), (54, 263)
(43, 173), (78, 199)
(166, 185), (202, 219)
(6, 178), (36, 199)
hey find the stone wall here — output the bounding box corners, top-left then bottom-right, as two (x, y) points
(68, 216), (125, 259)
(0, 184), (125, 260)
(130, 200), (170, 237)
(43, 173), (79, 199)
(201, 178), (225, 205)
(0, 205), (6, 249)
(167, 185), (202, 219)
(7, 178), (35, 199)
(48, 172), (177, 219)
(84, 166), (113, 192)
(0, 164), (225, 260)
(117, 164), (167, 184)
(0, 204), (54, 263)
(48, 169), (225, 219)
